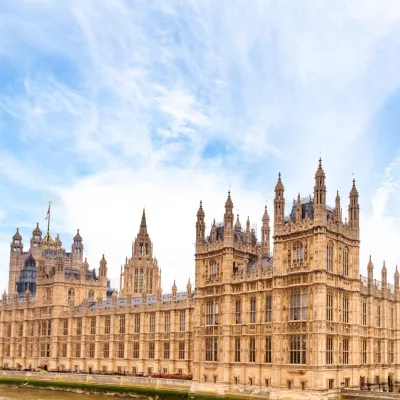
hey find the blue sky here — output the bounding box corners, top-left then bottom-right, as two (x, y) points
(0, 0), (400, 291)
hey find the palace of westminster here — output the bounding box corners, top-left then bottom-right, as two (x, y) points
(0, 159), (399, 397)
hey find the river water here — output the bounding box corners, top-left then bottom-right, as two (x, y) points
(0, 386), (152, 399)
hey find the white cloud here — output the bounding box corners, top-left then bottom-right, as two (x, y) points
(0, 0), (400, 290)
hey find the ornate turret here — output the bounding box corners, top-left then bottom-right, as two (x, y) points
(274, 173), (285, 228)
(313, 158), (327, 223)
(2, 290), (7, 302)
(99, 254), (107, 284)
(24, 288), (31, 302)
(211, 219), (217, 242)
(83, 257), (89, 271)
(30, 223), (42, 256)
(172, 281), (177, 302)
(224, 191), (234, 236)
(11, 228), (23, 252)
(245, 217), (251, 244)
(261, 205), (270, 255)
(133, 209), (152, 257)
(334, 191), (342, 222)
(186, 278), (192, 298)
(367, 255), (374, 287)
(235, 214), (242, 231)
(196, 201), (205, 243)
(72, 229), (83, 264)
(348, 179), (359, 233)
(296, 193), (302, 223)
(381, 261), (387, 290)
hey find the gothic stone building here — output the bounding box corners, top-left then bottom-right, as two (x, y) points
(0, 160), (399, 399)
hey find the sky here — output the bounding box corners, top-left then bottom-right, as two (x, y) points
(0, 0), (400, 293)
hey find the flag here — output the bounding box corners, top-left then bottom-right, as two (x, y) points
(45, 203), (50, 220)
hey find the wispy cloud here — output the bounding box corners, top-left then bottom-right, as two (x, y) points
(0, 0), (399, 289)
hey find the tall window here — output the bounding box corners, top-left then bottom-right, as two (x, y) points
(149, 313), (156, 332)
(132, 342), (139, 358)
(234, 338), (240, 362)
(76, 318), (82, 335)
(61, 343), (67, 358)
(235, 299), (241, 324)
(210, 261), (217, 280)
(90, 317), (96, 335)
(265, 296), (272, 323)
(103, 343), (109, 358)
(119, 316), (125, 334)
(205, 337), (218, 361)
(343, 296), (349, 323)
(104, 316), (110, 334)
(250, 298), (256, 323)
(148, 342), (155, 359)
(290, 335), (306, 364)
(206, 299), (219, 326)
(134, 314), (140, 333)
(375, 340), (381, 364)
(163, 342), (170, 359)
(362, 301), (367, 326)
(164, 312), (170, 333)
(376, 304), (381, 327)
(293, 242), (304, 265)
(343, 338), (349, 364)
(343, 248), (349, 276)
(326, 294), (333, 321)
(89, 343), (95, 358)
(178, 342), (185, 360)
(179, 311), (186, 332)
(63, 319), (68, 335)
(390, 307), (394, 329)
(134, 269), (138, 293)
(326, 337), (333, 364)
(265, 337), (272, 363)
(389, 341), (394, 364)
(290, 290), (307, 321)
(249, 338), (256, 362)
(118, 342), (124, 358)
(327, 243), (333, 272)
(361, 339), (367, 364)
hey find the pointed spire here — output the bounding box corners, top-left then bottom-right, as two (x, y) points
(368, 255), (374, 284)
(315, 157), (325, 178)
(33, 222), (42, 236)
(140, 208), (147, 235)
(13, 228), (22, 240)
(225, 190), (233, 210)
(262, 205), (270, 222)
(197, 200), (205, 218)
(275, 172), (284, 191)
(246, 216), (250, 231)
(235, 213), (241, 230)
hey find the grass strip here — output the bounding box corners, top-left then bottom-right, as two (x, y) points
(0, 377), (189, 398)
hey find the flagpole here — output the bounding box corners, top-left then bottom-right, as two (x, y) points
(47, 201), (51, 233)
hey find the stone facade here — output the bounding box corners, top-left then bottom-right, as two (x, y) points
(0, 159), (399, 398)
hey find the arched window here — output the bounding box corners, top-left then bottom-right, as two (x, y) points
(343, 247), (349, 276)
(88, 290), (94, 299)
(327, 242), (334, 272)
(293, 242), (304, 265)
(210, 261), (217, 280)
(139, 268), (143, 290)
(134, 269), (138, 293)
(68, 289), (74, 302)
(290, 290), (307, 321)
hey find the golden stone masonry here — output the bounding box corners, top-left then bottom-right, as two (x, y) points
(0, 159), (398, 398)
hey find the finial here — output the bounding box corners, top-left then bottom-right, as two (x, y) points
(318, 157), (322, 167)
(278, 172), (281, 180)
